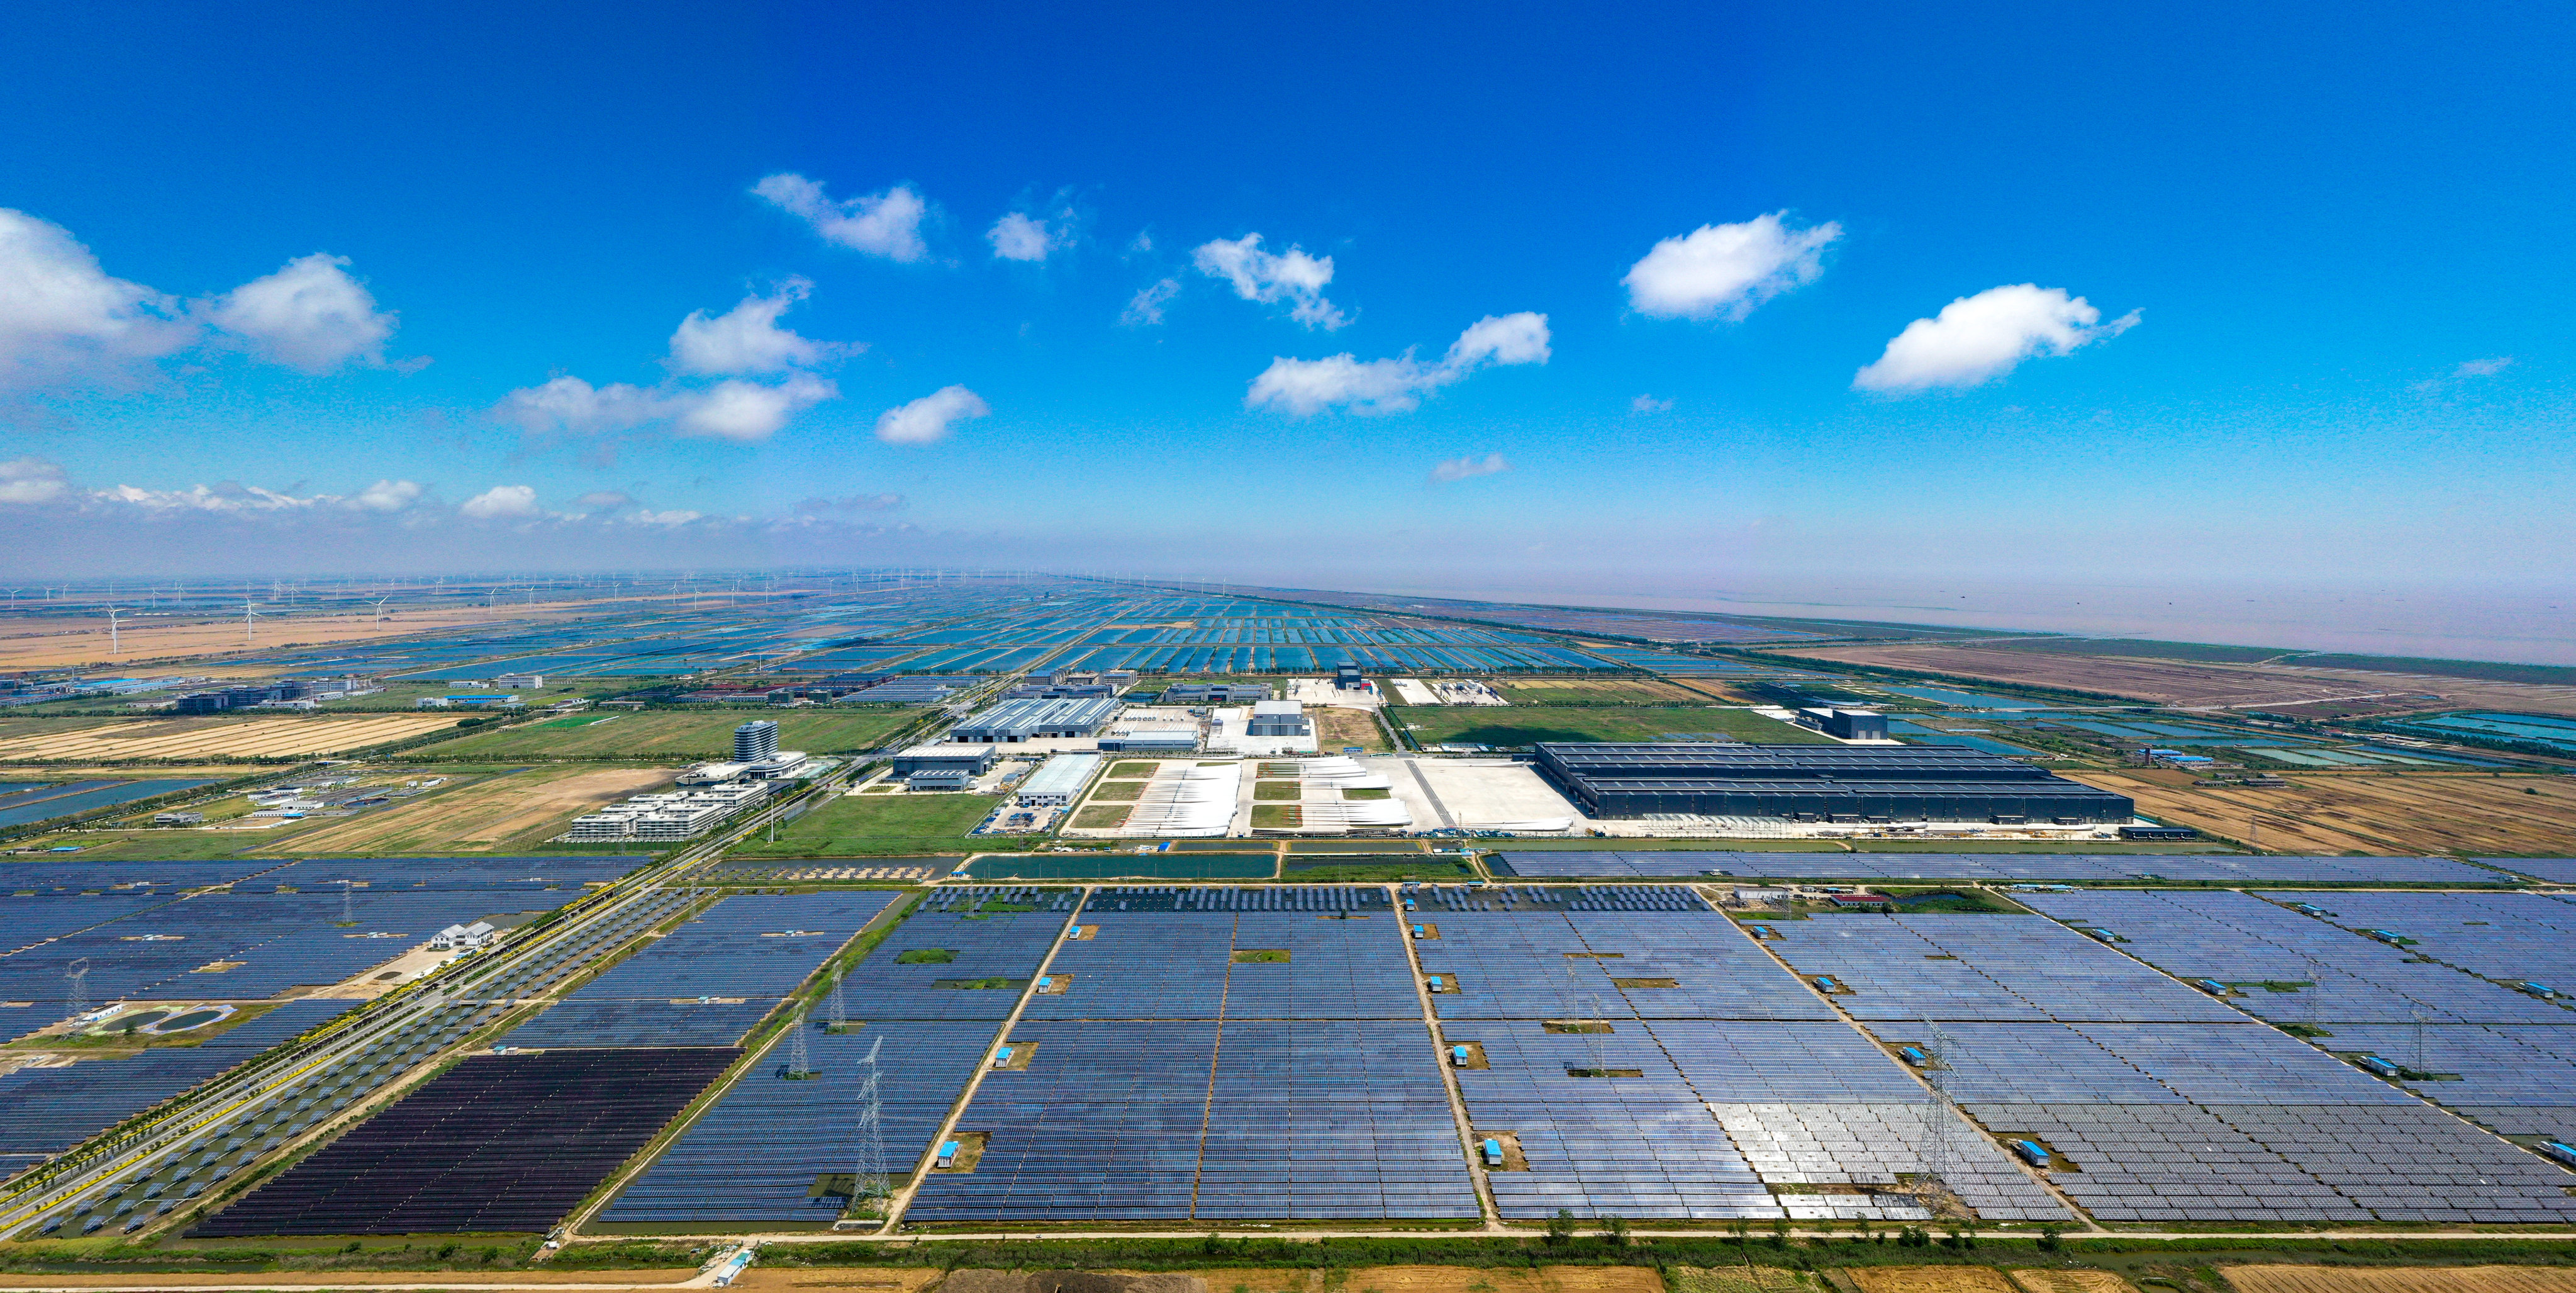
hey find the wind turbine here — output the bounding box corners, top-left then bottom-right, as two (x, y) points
(105, 605), (128, 656)
(372, 596), (391, 624)
(243, 598), (263, 644)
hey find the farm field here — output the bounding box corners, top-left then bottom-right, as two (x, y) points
(727, 791), (1003, 856)
(2067, 770), (2576, 855)
(413, 708), (922, 758)
(1389, 704), (1830, 747)
(1494, 677), (1714, 704)
(2224, 1269), (2576, 1293)
(0, 714), (466, 761)
(269, 766), (676, 854)
(1779, 644), (2443, 708)
(0, 603), (606, 670)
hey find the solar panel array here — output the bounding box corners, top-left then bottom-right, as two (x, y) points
(498, 889), (894, 1048)
(599, 1021), (998, 1225)
(2488, 857), (2576, 884)
(1423, 900), (2068, 1222)
(598, 890), (1075, 1223)
(0, 1000), (355, 1160)
(192, 1048), (738, 1236)
(43, 1000), (510, 1237)
(2017, 890), (2568, 1024)
(1490, 850), (2511, 884)
(0, 855), (642, 1014)
(1867, 894), (2576, 1223)
(906, 885), (1478, 1222)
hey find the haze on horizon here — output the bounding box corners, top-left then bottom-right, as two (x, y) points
(1, 3), (2568, 661)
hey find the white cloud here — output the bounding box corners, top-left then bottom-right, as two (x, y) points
(667, 277), (849, 375)
(0, 209), (192, 391)
(753, 173), (932, 263)
(493, 376), (671, 435)
(1444, 312), (1552, 367)
(1631, 394), (1673, 413)
(988, 211), (1056, 262)
(96, 482), (321, 513)
(352, 479), (423, 512)
(0, 456), (70, 505)
(874, 384), (990, 445)
(2454, 356), (2513, 378)
(1854, 284), (2138, 392)
(1191, 233), (1347, 330)
(205, 253), (397, 373)
(1246, 311), (1549, 416)
(576, 490), (634, 511)
(674, 374), (837, 443)
(627, 508), (704, 527)
(1429, 452), (1510, 484)
(460, 484), (540, 519)
(1121, 277), (1181, 327)
(798, 493), (905, 513)
(1624, 213), (1840, 321)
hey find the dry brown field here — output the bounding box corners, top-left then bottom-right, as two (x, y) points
(273, 766), (674, 853)
(0, 607), (555, 670)
(0, 1270), (702, 1289)
(1669, 1268), (1825, 1293)
(2068, 770), (2576, 855)
(2009, 1272), (2138, 1293)
(1780, 646), (2408, 708)
(2222, 1267), (2576, 1293)
(1312, 705), (1393, 751)
(0, 714), (465, 761)
(1497, 676), (1715, 704)
(1780, 645), (2576, 720)
(1847, 1268), (2021, 1293)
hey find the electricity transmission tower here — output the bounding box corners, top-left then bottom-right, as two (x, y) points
(854, 1036), (888, 1220)
(783, 1006), (815, 1078)
(1914, 1018), (1966, 1219)
(65, 958), (91, 1021)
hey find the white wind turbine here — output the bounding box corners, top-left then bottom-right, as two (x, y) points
(105, 604), (128, 656)
(243, 598), (264, 644)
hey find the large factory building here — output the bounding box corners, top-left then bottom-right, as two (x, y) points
(1533, 742), (2134, 824)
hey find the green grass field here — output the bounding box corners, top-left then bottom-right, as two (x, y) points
(413, 708), (925, 758)
(1386, 704), (1829, 747)
(727, 791), (1003, 857)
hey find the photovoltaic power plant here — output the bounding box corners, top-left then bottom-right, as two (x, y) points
(1488, 851), (2514, 884)
(499, 889), (896, 1048)
(190, 1048), (739, 1236)
(1532, 744), (2136, 822)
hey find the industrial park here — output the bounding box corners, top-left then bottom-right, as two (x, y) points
(0, 571), (2567, 1286)
(5, 4), (2573, 1292)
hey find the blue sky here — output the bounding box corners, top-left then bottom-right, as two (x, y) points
(1, 1), (2569, 637)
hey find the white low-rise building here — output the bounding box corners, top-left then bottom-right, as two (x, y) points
(557, 780), (771, 842)
(432, 921), (498, 950)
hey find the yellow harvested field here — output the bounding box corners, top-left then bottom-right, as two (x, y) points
(2010, 1272), (2139, 1293)
(1670, 1267), (1826, 1293)
(0, 607), (557, 670)
(2223, 1268), (2576, 1293)
(2069, 770), (2576, 855)
(273, 766), (676, 853)
(0, 714), (465, 761)
(1848, 1269), (2022, 1293)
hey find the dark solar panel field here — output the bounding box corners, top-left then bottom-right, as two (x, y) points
(1491, 850), (2512, 884)
(0, 999), (356, 1160)
(192, 1047), (739, 1236)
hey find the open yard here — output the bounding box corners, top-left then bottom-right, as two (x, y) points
(727, 791), (1003, 856)
(1310, 704), (1392, 751)
(413, 708), (922, 758)
(1388, 704), (1829, 747)
(268, 766), (676, 854)
(2068, 770), (2576, 854)
(0, 714), (467, 761)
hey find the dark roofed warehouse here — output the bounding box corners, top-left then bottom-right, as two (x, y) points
(1533, 742), (2134, 824)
